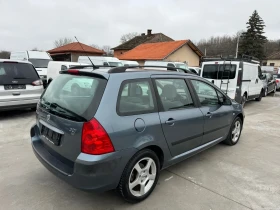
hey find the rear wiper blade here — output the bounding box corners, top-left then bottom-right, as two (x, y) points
(50, 103), (86, 122)
(169, 104), (193, 110)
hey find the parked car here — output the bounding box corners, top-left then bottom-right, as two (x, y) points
(78, 56), (123, 67)
(121, 60), (139, 66)
(0, 59), (43, 111)
(10, 51), (52, 88)
(47, 61), (87, 85)
(201, 57), (264, 106)
(189, 66), (201, 75)
(273, 73), (280, 90)
(261, 73), (277, 96)
(31, 65), (244, 203)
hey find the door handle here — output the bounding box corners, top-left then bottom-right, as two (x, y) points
(165, 118), (176, 126)
(205, 112), (212, 118)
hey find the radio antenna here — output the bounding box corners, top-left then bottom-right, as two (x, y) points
(74, 36), (96, 68)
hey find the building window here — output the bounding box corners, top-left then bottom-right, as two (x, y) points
(270, 63), (275, 66)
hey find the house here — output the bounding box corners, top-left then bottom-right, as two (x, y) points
(48, 42), (104, 62)
(118, 40), (203, 66)
(265, 52), (280, 67)
(112, 29), (173, 58)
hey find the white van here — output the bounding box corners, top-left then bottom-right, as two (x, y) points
(121, 60), (139, 66)
(78, 56), (123, 67)
(10, 51), (52, 86)
(47, 61), (87, 84)
(144, 61), (189, 73)
(201, 58), (264, 105)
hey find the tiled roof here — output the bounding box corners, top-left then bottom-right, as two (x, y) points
(267, 51), (280, 60)
(48, 42), (104, 54)
(112, 33), (174, 50)
(118, 40), (203, 60)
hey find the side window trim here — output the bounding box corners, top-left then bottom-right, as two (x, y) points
(116, 78), (158, 116)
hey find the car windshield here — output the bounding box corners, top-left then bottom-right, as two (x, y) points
(109, 62), (123, 67)
(40, 74), (107, 121)
(202, 64), (237, 79)
(28, 59), (51, 68)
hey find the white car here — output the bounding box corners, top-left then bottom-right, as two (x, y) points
(78, 56), (123, 67)
(0, 59), (43, 111)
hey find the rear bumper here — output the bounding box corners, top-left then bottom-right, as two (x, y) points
(30, 124), (137, 192)
(0, 99), (39, 111)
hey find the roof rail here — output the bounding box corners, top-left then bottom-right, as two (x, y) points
(107, 65), (194, 74)
(68, 65), (121, 70)
(201, 54), (260, 64)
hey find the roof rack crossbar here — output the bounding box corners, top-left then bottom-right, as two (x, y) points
(107, 65), (193, 74)
(68, 65), (121, 70)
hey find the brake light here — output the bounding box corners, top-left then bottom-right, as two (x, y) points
(3, 61), (18, 63)
(276, 80), (279, 83)
(67, 69), (79, 75)
(81, 118), (114, 155)
(32, 80), (43, 86)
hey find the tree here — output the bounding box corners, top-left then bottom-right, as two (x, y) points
(101, 45), (113, 56)
(120, 32), (139, 43)
(0, 51), (11, 59)
(91, 44), (100, 50)
(54, 37), (74, 47)
(239, 10), (267, 59)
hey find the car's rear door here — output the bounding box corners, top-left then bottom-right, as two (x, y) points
(152, 75), (204, 157)
(189, 79), (233, 145)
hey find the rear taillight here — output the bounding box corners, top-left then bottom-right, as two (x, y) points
(68, 69), (79, 75)
(32, 80), (43, 86)
(276, 80), (279, 83)
(81, 118), (115, 155)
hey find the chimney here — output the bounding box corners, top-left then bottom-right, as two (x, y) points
(147, 29), (152, 36)
(141, 33), (145, 36)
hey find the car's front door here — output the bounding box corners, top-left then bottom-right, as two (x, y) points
(153, 77), (204, 157)
(190, 79), (233, 145)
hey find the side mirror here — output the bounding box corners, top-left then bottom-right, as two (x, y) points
(61, 65), (67, 71)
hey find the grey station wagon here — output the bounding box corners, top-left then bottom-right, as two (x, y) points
(31, 65), (244, 203)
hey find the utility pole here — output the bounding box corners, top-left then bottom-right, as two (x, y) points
(205, 48), (207, 56)
(236, 35), (240, 58)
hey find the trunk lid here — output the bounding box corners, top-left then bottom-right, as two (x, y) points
(37, 73), (107, 161)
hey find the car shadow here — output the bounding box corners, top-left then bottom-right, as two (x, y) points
(0, 109), (35, 121)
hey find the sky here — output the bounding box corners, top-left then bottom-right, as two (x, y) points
(0, 0), (280, 51)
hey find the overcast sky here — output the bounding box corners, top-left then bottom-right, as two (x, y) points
(1, 0), (279, 51)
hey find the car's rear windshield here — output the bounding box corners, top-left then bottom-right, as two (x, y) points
(40, 74), (107, 121)
(0, 62), (39, 84)
(202, 64), (237, 79)
(28, 59), (51, 68)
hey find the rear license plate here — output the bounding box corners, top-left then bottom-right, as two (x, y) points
(4, 85), (26, 90)
(41, 125), (62, 146)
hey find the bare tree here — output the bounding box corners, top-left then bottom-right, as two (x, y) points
(54, 37), (74, 47)
(102, 45), (113, 56)
(0, 51), (11, 59)
(120, 32), (139, 44)
(91, 44), (101, 50)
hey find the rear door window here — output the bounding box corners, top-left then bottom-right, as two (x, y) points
(117, 80), (155, 115)
(0, 62), (39, 85)
(202, 64), (237, 79)
(40, 74), (107, 121)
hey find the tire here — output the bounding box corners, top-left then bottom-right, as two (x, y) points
(264, 88), (268, 97)
(241, 94), (247, 107)
(255, 90), (263, 101)
(117, 149), (160, 203)
(224, 117), (242, 146)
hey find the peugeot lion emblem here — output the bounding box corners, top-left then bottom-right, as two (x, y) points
(46, 114), (50, 122)
(69, 128), (77, 135)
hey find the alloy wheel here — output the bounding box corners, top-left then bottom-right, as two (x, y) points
(232, 121), (241, 143)
(128, 157), (157, 197)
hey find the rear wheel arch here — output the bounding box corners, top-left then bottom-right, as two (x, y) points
(143, 145), (164, 169)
